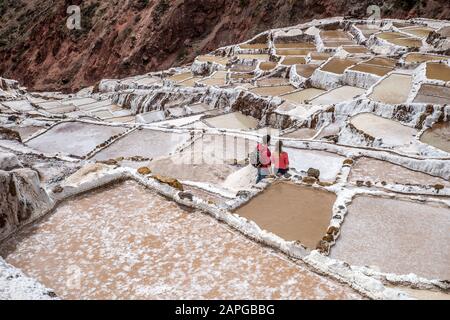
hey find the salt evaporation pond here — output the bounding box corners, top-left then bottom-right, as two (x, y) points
(369, 74), (412, 104)
(350, 113), (417, 146)
(235, 182), (336, 249)
(286, 148), (345, 182)
(330, 196), (450, 280)
(310, 86), (365, 105)
(281, 88), (326, 105)
(249, 85), (296, 96)
(349, 157), (450, 187)
(420, 122), (450, 154)
(0, 180), (361, 299)
(413, 84), (450, 104)
(149, 135), (256, 184)
(203, 112), (259, 130)
(93, 129), (190, 161)
(426, 62), (450, 82)
(26, 122), (127, 157)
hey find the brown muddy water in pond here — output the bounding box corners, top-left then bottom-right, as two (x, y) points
(405, 53), (450, 64)
(274, 42), (316, 49)
(426, 63), (450, 82)
(388, 37), (422, 48)
(235, 182), (336, 248)
(276, 49), (312, 56)
(349, 157), (450, 187)
(296, 64), (319, 78)
(342, 46), (369, 54)
(321, 58), (358, 74)
(249, 85), (296, 96)
(259, 62), (277, 71)
(26, 122), (127, 157)
(0, 180), (361, 299)
(330, 196), (450, 280)
(420, 122), (450, 153)
(203, 112), (259, 130)
(239, 43), (268, 49)
(349, 64), (393, 77)
(281, 56), (306, 65)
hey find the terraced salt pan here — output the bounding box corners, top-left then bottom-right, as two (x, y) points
(179, 77), (203, 87)
(198, 78), (226, 87)
(203, 112), (259, 130)
(330, 196), (450, 280)
(149, 135), (256, 184)
(349, 157), (450, 187)
(349, 64), (393, 77)
(283, 128), (317, 139)
(249, 85), (295, 96)
(388, 37), (422, 48)
(426, 62), (450, 82)
(93, 129), (190, 161)
(350, 113), (417, 146)
(404, 53), (450, 64)
(235, 182), (336, 249)
(9, 125), (45, 140)
(310, 86), (365, 105)
(369, 74), (412, 104)
(401, 27), (435, 38)
(256, 78), (291, 86)
(413, 84), (450, 104)
(0, 180), (360, 299)
(196, 55), (229, 65)
(168, 72), (192, 83)
(280, 56), (306, 65)
(320, 58), (358, 75)
(237, 54), (270, 61)
(285, 148), (345, 182)
(230, 73), (254, 80)
(2, 100), (34, 112)
(274, 42), (316, 49)
(342, 46), (369, 54)
(27, 122), (127, 157)
(239, 43), (268, 49)
(309, 52), (332, 61)
(354, 24), (381, 37)
(296, 64), (320, 78)
(230, 64), (255, 72)
(276, 49), (312, 56)
(259, 62), (277, 71)
(281, 88), (326, 105)
(420, 122), (450, 154)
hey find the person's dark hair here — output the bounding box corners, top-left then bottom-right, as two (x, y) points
(262, 135), (271, 145)
(276, 140), (283, 153)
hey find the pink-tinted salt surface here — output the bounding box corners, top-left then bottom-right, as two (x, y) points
(349, 157), (450, 187)
(0, 180), (361, 300)
(330, 196), (450, 280)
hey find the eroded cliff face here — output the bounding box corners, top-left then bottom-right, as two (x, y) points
(0, 0), (449, 92)
(0, 153), (53, 240)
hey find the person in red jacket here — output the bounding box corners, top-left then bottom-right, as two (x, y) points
(256, 135), (272, 183)
(271, 141), (289, 176)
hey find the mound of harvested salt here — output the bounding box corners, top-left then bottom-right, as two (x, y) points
(222, 165), (257, 191)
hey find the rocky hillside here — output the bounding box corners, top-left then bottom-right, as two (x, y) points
(0, 0), (449, 92)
